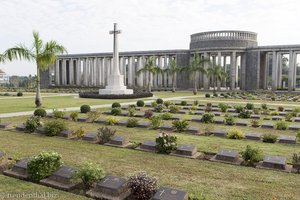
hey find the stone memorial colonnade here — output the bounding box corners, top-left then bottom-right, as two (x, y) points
(43, 30), (300, 91)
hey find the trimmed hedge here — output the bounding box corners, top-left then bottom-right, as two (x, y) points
(79, 91), (153, 99)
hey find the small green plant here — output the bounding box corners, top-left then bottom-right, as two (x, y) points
(234, 105), (244, 113)
(155, 104), (164, 113)
(70, 111), (79, 121)
(218, 103), (228, 112)
(71, 162), (105, 189)
(111, 107), (121, 116)
(245, 103), (254, 110)
(156, 98), (163, 104)
(270, 111), (279, 116)
(25, 116), (41, 133)
(275, 121), (288, 130)
(97, 126), (116, 144)
(205, 93), (210, 98)
(225, 114), (236, 125)
(292, 153), (300, 173)
(285, 113), (293, 122)
(128, 107), (136, 117)
(87, 111), (101, 122)
(105, 116), (118, 125)
(203, 124), (215, 135)
(181, 101), (187, 106)
(127, 171), (159, 200)
(151, 101), (158, 108)
(278, 106), (284, 112)
(150, 116), (163, 129)
(33, 108), (47, 117)
(112, 102), (121, 108)
(163, 101), (171, 108)
(160, 112), (172, 120)
(73, 127), (86, 139)
(297, 131), (300, 141)
(27, 151), (63, 182)
(17, 91), (23, 96)
(80, 105), (91, 113)
(172, 119), (189, 132)
(144, 110), (154, 119)
(201, 113), (215, 123)
(169, 105), (180, 113)
(292, 107), (300, 117)
(44, 119), (67, 136)
(155, 132), (177, 154)
(261, 103), (268, 110)
(126, 118), (138, 128)
(262, 134), (278, 143)
(205, 104), (212, 112)
(238, 110), (251, 119)
(136, 100), (145, 107)
(253, 108), (260, 114)
(227, 128), (245, 139)
(241, 145), (263, 166)
(52, 109), (65, 119)
(193, 100), (199, 106)
(251, 119), (260, 128)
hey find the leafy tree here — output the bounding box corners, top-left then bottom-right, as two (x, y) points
(4, 31), (67, 107)
(137, 56), (162, 92)
(207, 64), (223, 93)
(164, 59), (184, 92)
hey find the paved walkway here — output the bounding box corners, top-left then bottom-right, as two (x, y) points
(0, 93), (76, 100)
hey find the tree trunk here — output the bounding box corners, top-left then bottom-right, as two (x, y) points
(193, 74), (197, 95)
(148, 73), (152, 92)
(35, 67), (42, 107)
(172, 74), (175, 92)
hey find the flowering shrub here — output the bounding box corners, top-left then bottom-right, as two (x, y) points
(97, 126), (116, 144)
(169, 105), (180, 113)
(172, 119), (189, 132)
(105, 116), (118, 125)
(144, 110), (154, 119)
(242, 145), (263, 166)
(25, 115), (42, 133)
(159, 112), (172, 120)
(150, 116), (163, 129)
(44, 119), (66, 136)
(155, 132), (177, 154)
(127, 171), (158, 200)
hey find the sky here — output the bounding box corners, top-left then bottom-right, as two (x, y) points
(0, 0), (300, 76)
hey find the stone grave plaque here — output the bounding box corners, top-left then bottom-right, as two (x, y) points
(149, 108), (156, 112)
(250, 114), (261, 119)
(190, 118), (202, 122)
(182, 106), (190, 110)
(211, 107), (220, 111)
(87, 175), (130, 199)
(4, 158), (30, 180)
(262, 155), (286, 170)
(108, 135), (129, 146)
(174, 102), (181, 106)
(178, 110), (186, 114)
(116, 119), (128, 126)
(214, 130), (227, 137)
(46, 113), (54, 118)
(62, 114), (71, 120)
(288, 124), (300, 130)
(236, 121), (248, 126)
(212, 112), (221, 116)
(245, 132), (261, 141)
(285, 108), (292, 112)
(294, 117), (300, 122)
(170, 116), (181, 120)
(134, 113), (145, 118)
(152, 186), (188, 200)
(186, 126), (199, 134)
(59, 129), (74, 138)
(160, 124), (173, 131)
(102, 110), (112, 115)
(232, 113), (239, 117)
(227, 108), (236, 113)
(269, 107), (276, 111)
(0, 122), (11, 128)
(94, 118), (106, 124)
(36, 126), (46, 134)
(211, 104), (218, 108)
(215, 149), (239, 162)
(82, 132), (98, 142)
(138, 140), (157, 151)
(197, 107), (205, 111)
(175, 144), (197, 156)
(136, 121), (150, 128)
(77, 116), (89, 122)
(278, 112), (287, 116)
(16, 125), (26, 131)
(214, 118), (224, 124)
(261, 122), (274, 129)
(120, 111), (129, 116)
(162, 109), (170, 112)
(194, 111), (204, 115)
(278, 135), (296, 144)
(40, 166), (79, 191)
(186, 103), (192, 106)
(272, 116), (283, 121)
(145, 103), (152, 107)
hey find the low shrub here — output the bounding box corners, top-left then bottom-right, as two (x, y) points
(80, 105), (91, 113)
(25, 116), (42, 133)
(52, 109), (65, 119)
(159, 112), (172, 120)
(275, 121), (288, 130)
(105, 116), (118, 126)
(44, 119), (67, 136)
(144, 110), (154, 119)
(234, 105), (244, 113)
(270, 111), (279, 116)
(292, 107), (300, 117)
(128, 107), (136, 117)
(112, 102), (121, 108)
(150, 116), (163, 129)
(253, 108), (260, 115)
(297, 131), (300, 141)
(126, 118), (138, 128)
(245, 103), (254, 110)
(111, 107), (121, 116)
(155, 132), (177, 154)
(71, 162), (105, 189)
(169, 105), (180, 114)
(163, 101), (171, 108)
(17, 91), (23, 96)
(218, 103), (228, 112)
(127, 172), (158, 200)
(227, 129), (245, 139)
(278, 106), (284, 112)
(156, 98), (163, 104)
(285, 113), (293, 121)
(242, 145), (263, 166)
(151, 102), (158, 108)
(201, 113), (215, 123)
(181, 101), (187, 106)
(262, 134), (278, 143)
(238, 110), (251, 119)
(225, 115), (236, 125)
(70, 111), (79, 121)
(27, 151), (62, 182)
(172, 119), (189, 132)
(213, 93), (218, 97)
(97, 126), (116, 144)
(73, 127), (86, 139)
(33, 108), (47, 118)
(136, 100), (145, 107)
(205, 104), (212, 112)
(155, 104), (164, 113)
(87, 111), (101, 122)
(251, 119), (260, 128)
(292, 153), (300, 173)
(205, 93), (210, 98)
(193, 100), (199, 106)
(261, 103), (268, 110)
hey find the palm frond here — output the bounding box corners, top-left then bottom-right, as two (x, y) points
(4, 44), (34, 61)
(0, 54), (6, 63)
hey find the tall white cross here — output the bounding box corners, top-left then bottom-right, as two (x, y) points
(109, 23), (122, 75)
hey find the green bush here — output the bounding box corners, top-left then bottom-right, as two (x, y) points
(181, 101), (187, 106)
(238, 110), (251, 119)
(163, 101), (171, 108)
(144, 110), (154, 119)
(213, 93), (218, 97)
(80, 105), (91, 113)
(169, 105), (180, 114)
(44, 119), (67, 136)
(253, 108), (260, 114)
(156, 98), (163, 104)
(128, 107), (136, 117)
(73, 127), (86, 139)
(261, 103), (268, 110)
(105, 116), (118, 125)
(34, 108), (47, 118)
(285, 113), (293, 121)
(111, 107), (121, 116)
(297, 131), (300, 141)
(155, 132), (177, 154)
(242, 145), (263, 166)
(127, 172), (158, 200)
(245, 103), (254, 110)
(97, 126), (116, 144)
(17, 91), (23, 96)
(70, 111), (79, 121)
(278, 106), (284, 112)
(292, 153), (300, 173)
(151, 102), (158, 108)
(227, 129), (245, 139)
(136, 100), (145, 107)
(193, 100), (199, 106)
(270, 111), (279, 116)
(275, 121), (288, 130)
(126, 118), (138, 128)
(218, 103), (228, 112)
(25, 116), (42, 133)
(155, 104), (164, 113)
(52, 109), (65, 119)
(201, 113), (215, 123)
(150, 116), (163, 129)
(27, 151), (63, 182)
(160, 112), (172, 120)
(234, 105), (244, 113)
(87, 111), (101, 122)
(172, 119), (189, 132)
(292, 107), (300, 117)
(225, 115), (236, 125)
(251, 119), (260, 128)
(205, 93), (210, 98)
(71, 162), (105, 189)
(262, 134), (278, 143)
(112, 102), (121, 108)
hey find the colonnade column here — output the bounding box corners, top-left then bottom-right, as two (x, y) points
(217, 52), (222, 90)
(128, 57), (134, 87)
(277, 53), (282, 88)
(95, 58), (100, 86)
(168, 56), (173, 87)
(164, 55), (168, 88)
(76, 59), (81, 85)
(69, 59), (74, 85)
(240, 53), (246, 90)
(55, 59), (60, 85)
(203, 52), (209, 90)
(271, 51), (278, 91)
(62, 59), (67, 85)
(101, 58), (106, 86)
(230, 51), (236, 90)
(288, 50), (295, 92)
(223, 56), (227, 88)
(120, 57), (126, 84)
(157, 56), (163, 88)
(137, 56), (143, 87)
(83, 58), (88, 86)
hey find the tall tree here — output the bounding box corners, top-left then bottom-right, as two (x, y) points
(207, 64), (223, 93)
(137, 56), (162, 92)
(185, 52), (210, 95)
(164, 59), (184, 92)
(5, 31), (67, 107)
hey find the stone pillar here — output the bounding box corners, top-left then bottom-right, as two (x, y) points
(120, 57), (126, 83)
(89, 58), (94, 86)
(203, 52), (209, 90)
(271, 51), (278, 91)
(277, 53), (282, 88)
(76, 59), (81, 85)
(164, 55), (168, 87)
(96, 58), (100, 86)
(223, 56), (227, 88)
(83, 58), (88, 86)
(217, 52), (222, 65)
(62, 59), (67, 85)
(101, 58), (106, 85)
(256, 51), (261, 90)
(69, 59), (74, 85)
(230, 51), (236, 90)
(55, 59), (60, 85)
(288, 50), (295, 91)
(128, 57), (134, 87)
(168, 56), (173, 87)
(157, 56), (163, 88)
(137, 56), (143, 87)
(263, 54), (268, 90)
(241, 53), (247, 90)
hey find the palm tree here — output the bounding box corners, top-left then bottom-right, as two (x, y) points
(185, 52), (210, 95)
(219, 69), (228, 89)
(164, 59), (184, 92)
(4, 31), (67, 107)
(207, 64), (223, 93)
(0, 54), (6, 63)
(137, 56), (162, 92)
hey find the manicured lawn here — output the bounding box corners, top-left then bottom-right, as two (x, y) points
(0, 129), (299, 200)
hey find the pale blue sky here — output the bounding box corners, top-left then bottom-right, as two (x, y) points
(0, 0), (299, 76)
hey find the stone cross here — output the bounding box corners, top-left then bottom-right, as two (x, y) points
(109, 23), (122, 76)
